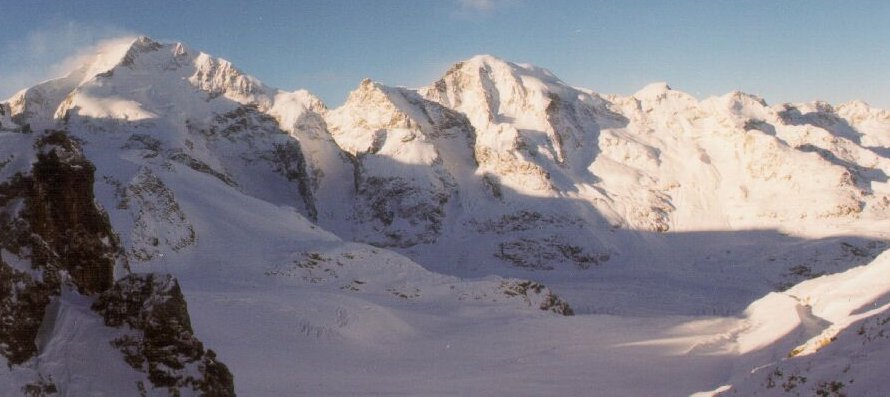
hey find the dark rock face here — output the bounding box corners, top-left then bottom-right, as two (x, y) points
(356, 175), (448, 247)
(0, 130), (115, 365)
(500, 280), (574, 316)
(27, 131), (119, 293)
(495, 235), (606, 270)
(0, 130), (234, 395)
(93, 274), (235, 396)
(0, 262), (53, 365)
(190, 104), (318, 220)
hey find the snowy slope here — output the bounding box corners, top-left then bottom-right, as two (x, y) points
(2, 37), (890, 396)
(714, 250), (890, 396)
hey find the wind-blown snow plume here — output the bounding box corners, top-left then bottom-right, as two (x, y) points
(0, 22), (135, 99)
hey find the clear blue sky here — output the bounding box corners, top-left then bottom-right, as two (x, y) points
(1, 0), (888, 108)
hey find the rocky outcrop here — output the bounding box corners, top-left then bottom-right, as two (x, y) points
(111, 167), (196, 261)
(0, 260), (54, 365)
(499, 280), (574, 315)
(186, 104), (318, 219)
(0, 130), (233, 395)
(0, 130), (119, 364)
(93, 274), (235, 396)
(27, 131), (120, 293)
(354, 174), (449, 247)
(495, 235), (606, 270)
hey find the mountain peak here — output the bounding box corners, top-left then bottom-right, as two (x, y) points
(72, 36), (197, 83)
(336, 78), (419, 125)
(723, 90), (768, 107)
(448, 54), (562, 85)
(117, 36), (163, 68)
(358, 77), (378, 90)
(346, 78), (387, 100)
(464, 54), (510, 67)
(74, 35), (165, 75)
(633, 82), (672, 99)
(132, 35), (161, 50)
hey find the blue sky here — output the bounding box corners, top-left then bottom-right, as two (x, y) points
(1, 0), (888, 108)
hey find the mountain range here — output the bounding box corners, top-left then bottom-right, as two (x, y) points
(2, 36), (889, 396)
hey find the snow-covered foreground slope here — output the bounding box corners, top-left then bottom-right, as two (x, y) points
(2, 36), (890, 396)
(707, 250), (890, 395)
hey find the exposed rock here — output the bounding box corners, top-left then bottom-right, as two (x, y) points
(20, 374), (58, 397)
(471, 210), (581, 234)
(355, 175), (448, 247)
(27, 131), (120, 293)
(0, 260), (54, 365)
(93, 273), (235, 396)
(0, 130), (120, 364)
(495, 235), (607, 270)
(167, 150), (238, 188)
(499, 280), (574, 315)
(189, 104), (317, 219)
(119, 37), (163, 68)
(121, 168), (196, 261)
(0, 130), (232, 396)
(190, 52), (267, 104)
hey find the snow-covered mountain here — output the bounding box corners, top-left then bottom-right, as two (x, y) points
(2, 36), (889, 396)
